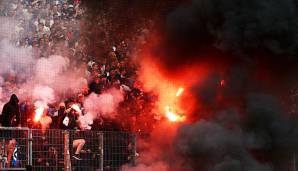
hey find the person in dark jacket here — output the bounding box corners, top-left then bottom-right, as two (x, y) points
(0, 94), (21, 167)
(59, 108), (78, 130)
(1, 94), (21, 127)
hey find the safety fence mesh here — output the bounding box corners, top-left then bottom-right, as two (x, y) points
(0, 128), (136, 171)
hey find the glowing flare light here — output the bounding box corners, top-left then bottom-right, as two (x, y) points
(34, 107), (45, 123)
(164, 87), (186, 122)
(165, 106), (185, 122)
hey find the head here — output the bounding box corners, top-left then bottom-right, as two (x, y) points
(28, 5), (33, 12)
(57, 4), (62, 11)
(59, 102), (66, 110)
(52, 5), (58, 12)
(70, 109), (78, 116)
(9, 94), (19, 104)
(38, 23), (44, 31)
(92, 63), (98, 70)
(63, 3), (68, 9)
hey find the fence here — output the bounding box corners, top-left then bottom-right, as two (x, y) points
(0, 127), (136, 171)
(103, 132), (136, 171)
(0, 127), (29, 170)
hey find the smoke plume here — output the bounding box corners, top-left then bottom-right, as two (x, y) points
(34, 55), (87, 96)
(126, 0), (298, 170)
(0, 16), (87, 115)
(152, 0), (298, 71)
(84, 88), (124, 119)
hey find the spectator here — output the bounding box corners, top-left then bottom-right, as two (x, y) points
(1, 94), (21, 127)
(0, 0), (156, 134)
(0, 94), (21, 167)
(89, 77), (103, 94)
(58, 108), (85, 160)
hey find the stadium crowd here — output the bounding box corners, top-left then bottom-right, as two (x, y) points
(0, 0), (158, 134)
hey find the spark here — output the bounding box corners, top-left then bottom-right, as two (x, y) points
(176, 87), (184, 97)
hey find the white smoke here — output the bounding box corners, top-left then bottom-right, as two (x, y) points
(0, 16), (88, 113)
(35, 55), (70, 85)
(0, 17), (35, 78)
(0, 17), (19, 41)
(77, 88), (125, 130)
(34, 55), (87, 96)
(84, 88), (124, 118)
(78, 113), (94, 130)
(0, 39), (34, 76)
(0, 4), (125, 132)
(32, 85), (56, 107)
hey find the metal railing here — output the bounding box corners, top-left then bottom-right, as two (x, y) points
(0, 127), (136, 171)
(0, 127), (30, 170)
(103, 132), (136, 171)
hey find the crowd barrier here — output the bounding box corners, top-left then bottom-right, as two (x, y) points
(0, 127), (136, 171)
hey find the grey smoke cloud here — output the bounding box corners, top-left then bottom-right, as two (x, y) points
(0, 16), (87, 110)
(171, 89), (298, 171)
(167, 0), (298, 55)
(175, 120), (272, 171)
(156, 0), (298, 71)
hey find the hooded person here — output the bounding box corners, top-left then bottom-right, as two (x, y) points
(0, 94), (21, 168)
(1, 94), (21, 127)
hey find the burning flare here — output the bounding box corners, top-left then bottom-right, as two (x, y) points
(34, 107), (45, 123)
(165, 87), (185, 122)
(165, 106), (185, 122)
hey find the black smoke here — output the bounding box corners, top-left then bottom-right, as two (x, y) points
(174, 87), (298, 170)
(151, 0), (298, 169)
(175, 119), (272, 171)
(156, 2), (298, 169)
(171, 67), (298, 171)
(81, 0), (298, 170)
(154, 0), (298, 71)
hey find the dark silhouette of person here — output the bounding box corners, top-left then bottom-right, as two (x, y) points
(1, 94), (21, 127)
(0, 94), (21, 167)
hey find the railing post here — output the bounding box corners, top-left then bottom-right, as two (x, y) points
(64, 130), (71, 171)
(131, 134), (137, 166)
(28, 129), (32, 166)
(98, 132), (104, 171)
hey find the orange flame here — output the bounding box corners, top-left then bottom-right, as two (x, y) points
(34, 107), (44, 123)
(165, 87), (186, 122)
(165, 106), (185, 122)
